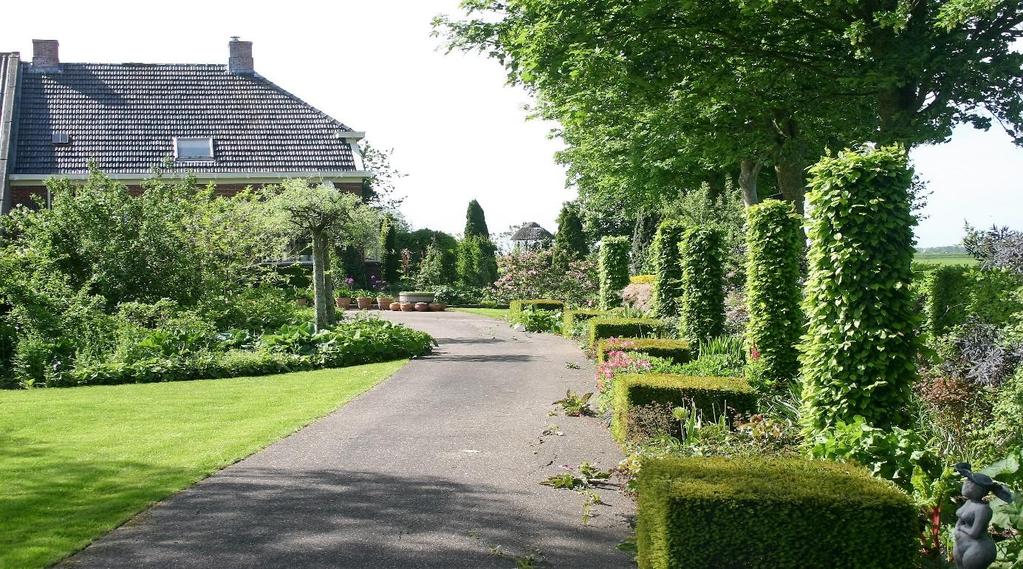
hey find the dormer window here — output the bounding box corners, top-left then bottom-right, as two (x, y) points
(174, 137), (214, 161)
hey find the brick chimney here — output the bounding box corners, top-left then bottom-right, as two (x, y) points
(31, 39), (60, 72)
(228, 37), (253, 74)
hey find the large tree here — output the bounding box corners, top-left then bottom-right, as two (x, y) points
(553, 201), (589, 263)
(464, 199), (490, 238)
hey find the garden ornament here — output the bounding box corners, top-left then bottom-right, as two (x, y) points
(953, 462), (1014, 569)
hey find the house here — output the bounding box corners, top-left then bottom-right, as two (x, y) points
(509, 222), (554, 250)
(0, 38), (369, 213)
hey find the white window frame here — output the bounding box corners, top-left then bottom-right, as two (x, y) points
(173, 137), (215, 161)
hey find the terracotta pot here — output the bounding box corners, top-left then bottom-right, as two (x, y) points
(414, 302), (429, 312)
(429, 303), (447, 312)
(295, 298), (308, 307)
(400, 302), (415, 312)
(335, 297), (352, 310)
(356, 297), (374, 310)
(376, 296), (394, 310)
(389, 302), (402, 311)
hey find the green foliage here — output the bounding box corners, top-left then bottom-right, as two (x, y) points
(464, 199), (490, 239)
(918, 266), (1023, 335)
(456, 235), (499, 287)
(679, 227), (726, 343)
(510, 299), (565, 314)
(800, 146), (919, 433)
(491, 248), (598, 307)
(745, 199), (804, 385)
(981, 366), (1023, 457)
(553, 202), (589, 263)
(598, 236), (631, 310)
(635, 456), (919, 569)
(920, 265), (972, 336)
(396, 228), (458, 281)
(553, 390), (595, 417)
(611, 373), (756, 444)
(379, 215), (400, 285)
(651, 220), (686, 319)
(563, 309), (610, 338)
(416, 242), (447, 288)
(596, 338), (692, 365)
(588, 317), (667, 348)
(630, 208), (661, 275)
(510, 308), (563, 334)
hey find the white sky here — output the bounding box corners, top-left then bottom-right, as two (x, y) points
(5, 0), (1020, 247)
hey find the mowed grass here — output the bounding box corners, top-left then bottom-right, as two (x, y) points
(0, 361), (406, 569)
(451, 307), (510, 320)
(914, 253), (978, 266)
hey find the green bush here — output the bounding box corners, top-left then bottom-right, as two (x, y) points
(511, 308), (562, 334)
(801, 146), (919, 433)
(564, 309), (611, 337)
(745, 200), (804, 386)
(596, 338), (692, 365)
(635, 456), (919, 569)
(651, 221), (686, 318)
(588, 317), (667, 347)
(456, 235), (499, 287)
(379, 215), (400, 285)
(599, 236), (631, 310)
(510, 299), (565, 315)
(920, 265), (971, 336)
(679, 227), (725, 342)
(611, 373), (755, 443)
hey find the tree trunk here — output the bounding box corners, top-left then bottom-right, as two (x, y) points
(774, 156), (805, 214)
(739, 159), (762, 207)
(311, 230), (334, 332)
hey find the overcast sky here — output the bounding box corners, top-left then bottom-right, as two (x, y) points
(5, 0), (1020, 247)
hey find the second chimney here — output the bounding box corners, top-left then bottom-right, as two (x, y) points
(32, 39), (60, 72)
(228, 37), (254, 74)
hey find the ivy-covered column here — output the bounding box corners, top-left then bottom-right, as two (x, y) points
(679, 227), (725, 342)
(599, 236), (630, 310)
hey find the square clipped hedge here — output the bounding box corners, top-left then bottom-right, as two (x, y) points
(611, 373), (755, 443)
(563, 309), (611, 337)
(596, 338), (692, 365)
(588, 317), (667, 347)
(509, 299), (565, 315)
(636, 456), (919, 569)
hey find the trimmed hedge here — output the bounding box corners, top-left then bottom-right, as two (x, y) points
(651, 220), (686, 318)
(588, 317), (667, 347)
(745, 199), (804, 385)
(916, 266), (1023, 335)
(801, 146), (919, 432)
(679, 226), (725, 342)
(563, 309), (611, 337)
(509, 299), (565, 315)
(636, 456), (919, 569)
(596, 338), (692, 365)
(599, 236), (631, 310)
(919, 265), (971, 336)
(611, 373), (755, 443)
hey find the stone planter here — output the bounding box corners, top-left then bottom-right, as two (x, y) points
(356, 297), (374, 310)
(389, 302), (402, 311)
(429, 303), (447, 312)
(414, 302), (430, 312)
(376, 296), (394, 310)
(399, 291), (435, 304)
(400, 302), (415, 312)
(335, 297), (352, 310)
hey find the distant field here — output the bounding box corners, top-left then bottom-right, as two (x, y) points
(914, 253), (978, 266)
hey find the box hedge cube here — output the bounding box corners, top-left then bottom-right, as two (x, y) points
(636, 456), (919, 569)
(588, 317), (667, 347)
(596, 338), (692, 365)
(509, 299), (565, 315)
(563, 309), (611, 337)
(611, 373), (755, 443)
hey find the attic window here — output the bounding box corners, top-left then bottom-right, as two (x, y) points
(51, 132), (70, 145)
(174, 137), (214, 161)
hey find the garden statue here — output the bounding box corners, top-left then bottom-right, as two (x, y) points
(953, 462), (1014, 569)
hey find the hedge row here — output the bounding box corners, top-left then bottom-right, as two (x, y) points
(611, 373), (755, 443)
(916, 265), (1023, 335)
(679, 227), (726, 342)
(563, 309), (611, 337)
(651, 221), (686, 318)
(509, 299), (565, 315)
(588, 317), (667, 347)
(636, 456), (919, 569)
(599, 236), (631, 310)
(596, 338), (692, 365)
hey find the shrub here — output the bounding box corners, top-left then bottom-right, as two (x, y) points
(917, 266), (1023, 335)
(552, 202), (589, 263)
(456, 235), (498, 287)
(596, 338), (692, 365)
(611, 373), (756, 443)
(679, 226), (726, 343)
(511, 308), (562, 334)
(490, 248), (598, 307)
(745, 199), (804, 385)
(801, 146), (919, 433)
(510, 299), (565, 314)
(981, 366), (1023, 460)
(920, 265), (971, 335)
(564, 309), (610, 337)
(651, 221), (686, 318)
(599, 236), (631, 310)
(635, 456), (919, 569)
(379, 215), (400, 285)
(588, 317), (667, 347)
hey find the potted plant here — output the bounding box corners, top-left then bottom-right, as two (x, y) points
(376, 294), (394, 310)
(355, 291), (374, 310)
(399, 291), (436, 305)
(335, 276), (355, 310)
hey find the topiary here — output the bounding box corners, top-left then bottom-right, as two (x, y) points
(552, 201), (589, 264)
(679, 226), (725, 343)
(745, 199), (804, 387)
(800, 146), (919, 433)
(651, 220), (686, 318)
(464, 199), (490, 239)
(599, 236), (631, 310)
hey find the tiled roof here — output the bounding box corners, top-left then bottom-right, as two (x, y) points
(12, 63), (359, 175)
(510, 222), (553, 241)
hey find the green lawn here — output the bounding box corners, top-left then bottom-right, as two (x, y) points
(0, 361), (405, 569)
(914, 253), (978, 266)
(452, 307), (510, 320)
